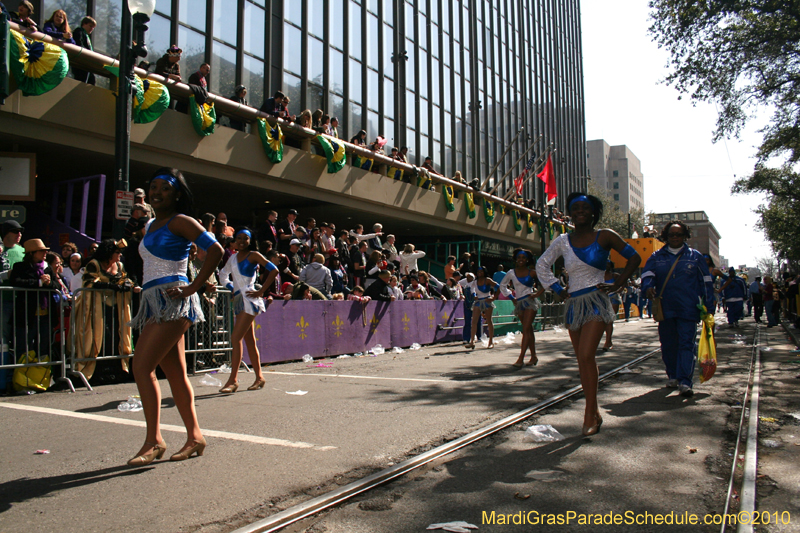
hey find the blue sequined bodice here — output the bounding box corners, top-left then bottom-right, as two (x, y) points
(569, 233), (609, 272)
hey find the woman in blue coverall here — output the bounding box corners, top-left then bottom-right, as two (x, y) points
(641, 221), (715, 397)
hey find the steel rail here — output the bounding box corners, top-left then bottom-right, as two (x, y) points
(233, 348), (661, 533)
(720, 326), (761, 533)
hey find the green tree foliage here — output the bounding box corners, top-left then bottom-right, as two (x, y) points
(649, 1), (800, 163)
(732, 165), (800, 263)
(587, 181), (646, 238)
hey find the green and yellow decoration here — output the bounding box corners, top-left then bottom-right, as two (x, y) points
(8, 29), (69, 96)
(133, 76), (170, 124)
(189, 95), (216, 136)
(353, 154), (374, 171)
(483, 199), (495, 223)
(443, 184), (455, 212)
(526, 213), (535, 234)
(257, 118), (284, 163)
(317, 134), (347, 173)
(387, 166), (404, 181)
(464, 192), (476, 219)
(512, 210), (522, 231)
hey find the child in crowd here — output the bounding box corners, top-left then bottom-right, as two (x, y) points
(347, 286), (371, 303)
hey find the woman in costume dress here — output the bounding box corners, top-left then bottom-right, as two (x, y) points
(464, 265), (500, 350)
(127, 168), (223, 466)
(536, 193), (641, 435)
(499, 249), (545, 367)
(217, 227), (279, 393)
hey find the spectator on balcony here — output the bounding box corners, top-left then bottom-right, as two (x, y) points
(13, 1), (37, 30)
(257, 210), (279, 253)
(399, 244), (425, 276)
(188, 63), (210, 90)
(315, 113), (330, 135)
(278, 96), (296, 121)
(330, 117), (340, 138)
(155, 45), (182, 83)
(419, 271), (445, 300)
(350, 130), (367, 146)
(277, 209), (298, 252)
(227, 85), (248, 132)
(286, 238), (305, 279)
(389, 147), (402, 162)
(329, 255), (348, 296)
(297, 109), (312, 128)
(260, 90), (285, 117)
(71, 16), (97, 85)
(311, 109), (323, 130)
(43, 10), (75, 44)
(403, 275), (429, 300)
(368, 136), (386, 156)
(335, 230), (349, 257)
(398, 146), (409, 163)
(389, 275), (404, 300)
(299, 253), (332, 299)
(306, 227), (326, 261)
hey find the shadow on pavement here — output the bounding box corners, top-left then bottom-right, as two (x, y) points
(603, 387), (710, 418)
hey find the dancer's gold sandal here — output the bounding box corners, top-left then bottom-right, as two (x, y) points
(127, 441), (166, 466)
(247, 377), (266, 391)
(170, 438), (207, 461)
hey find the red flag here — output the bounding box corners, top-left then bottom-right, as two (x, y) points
(537, 154), (557, 205)
(514, 154), (537, 196)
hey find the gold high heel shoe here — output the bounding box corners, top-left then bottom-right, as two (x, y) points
(127, 441), (167, 466)
(170, 438), (207, 461)
(219, 382), (239, 394)
(582, 415), (604, 436)
(247, 377), (266, 391)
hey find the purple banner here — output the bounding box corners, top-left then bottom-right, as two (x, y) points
(249, 300), (464, 363)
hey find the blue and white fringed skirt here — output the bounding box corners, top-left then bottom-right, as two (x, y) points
(564, 287), (615, 330)
(128, 281), (204, 330)
(513, 294), (541, 318)
(472, 298), (496, 312)
(232, 292), (266, 316)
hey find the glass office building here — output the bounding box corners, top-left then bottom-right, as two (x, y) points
(41, 0), (586, 208)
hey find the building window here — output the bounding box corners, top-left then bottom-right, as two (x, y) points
(613, 182), (619, 190)
(612, 170), (619, 177)
(614, 194), (620, 201)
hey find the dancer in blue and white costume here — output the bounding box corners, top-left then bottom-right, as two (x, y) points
(464, 265), (500, 350)
(499, 249), (544, 367)
(128, 168), (223, 466)
(536, 193), (641, 436)
(217, 227), (279, 393)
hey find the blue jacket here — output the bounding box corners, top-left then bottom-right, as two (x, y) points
(722, 276), (748, 301)
(640, 245), (714, 321)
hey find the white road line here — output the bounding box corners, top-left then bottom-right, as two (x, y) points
(0, 403), (336, 451)
(265, 370), (449, 383)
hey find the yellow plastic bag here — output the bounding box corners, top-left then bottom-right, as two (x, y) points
(13, 351), (52, 392)
(698, 313), (717, 383)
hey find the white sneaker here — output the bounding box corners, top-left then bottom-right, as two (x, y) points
(679, 384), (694, 397)
(666, 379), (679, 389)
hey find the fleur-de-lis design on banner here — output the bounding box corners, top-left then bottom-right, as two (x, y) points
(332, 315), (344, 337)
(442, 311), (449, 322)
(370, 315), (380, 333)
(402, 313), (411, 332)
(296, 316), (309, 340)
(428, 312), (435, 329)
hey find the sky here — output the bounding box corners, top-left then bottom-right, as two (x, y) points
(580, 1), (773, 269)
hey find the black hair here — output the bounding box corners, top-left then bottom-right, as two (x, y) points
(233, 226), (259, 251)
(291, 281), (310, 300)
(703, 254), (715, 268)
(265, 249), (280, 261)
(565, 192), (603, 228)
(512, 248), (535, 266)
(660, 220), (692, 241)
(475, 265), (489, 278)
(149, 167), (194, 216)
(92, 239), (122, 264)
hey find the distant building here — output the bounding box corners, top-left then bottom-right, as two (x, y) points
(586, 139), (645, 213)
(652, 211), (721, 267)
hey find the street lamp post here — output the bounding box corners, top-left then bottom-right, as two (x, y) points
(113, 0), (156, 238)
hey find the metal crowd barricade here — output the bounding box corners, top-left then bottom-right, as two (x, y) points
(185, 288), (233, 374)
(0, 286), (74, 393)
(538, 291), (566, 329)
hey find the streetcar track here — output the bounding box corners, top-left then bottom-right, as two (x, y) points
(232, 347), (662, 533)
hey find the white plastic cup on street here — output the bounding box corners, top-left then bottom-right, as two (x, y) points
(302, 354), (314, 363)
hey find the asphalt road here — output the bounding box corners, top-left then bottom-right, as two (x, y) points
(3, 316), (795, 533)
